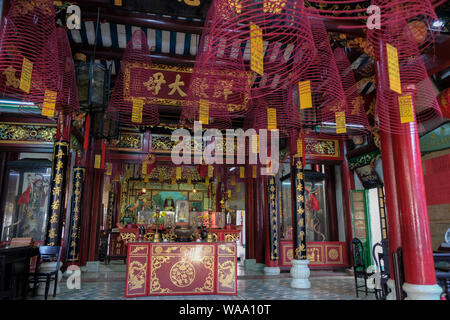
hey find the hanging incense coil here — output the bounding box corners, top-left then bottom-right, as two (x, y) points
(285, 11), (357, 138)
(371, 18), (442, 134)
(107, 29), (159, 126)
(200, 0), (315, 101)
(56, 28), (80, 115)
(367, 0), (440, 55)
(0, 0), (60, 111)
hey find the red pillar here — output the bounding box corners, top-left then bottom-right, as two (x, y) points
(379, 130), (402, 278)
(254, 176), (265, 264)
(244, 174), (255, 260)
(391, 85), (440, 298)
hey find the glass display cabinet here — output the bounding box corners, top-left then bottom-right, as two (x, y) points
(0, 159), (52, 242)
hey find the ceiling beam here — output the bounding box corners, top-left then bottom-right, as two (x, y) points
(78, 4), (204, 34)
(72, 44), (196, 67)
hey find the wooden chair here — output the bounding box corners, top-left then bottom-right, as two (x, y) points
(28, 246), (62, 300)
(372, 242), (389, 300)
(351, 238), (375, 297)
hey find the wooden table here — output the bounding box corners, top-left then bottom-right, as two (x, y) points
(0, 245), (39, 299)
(125, 242), (237, 297)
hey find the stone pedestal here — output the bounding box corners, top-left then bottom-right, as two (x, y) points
(403, 283), (442, 300)
(290, 259), (311, 289)
(35, 262), (63, 296)
(263, 266), (280, 275)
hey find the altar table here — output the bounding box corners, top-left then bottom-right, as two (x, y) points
(125, 242), (237, 297)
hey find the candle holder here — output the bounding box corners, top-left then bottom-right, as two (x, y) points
(153, 207), (161, 242)
(206, 208), (214, 242)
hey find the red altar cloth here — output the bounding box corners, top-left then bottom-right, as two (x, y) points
(125, 242), (237, 297)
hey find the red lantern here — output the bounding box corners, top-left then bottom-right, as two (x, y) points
(438, 88), (450, 119)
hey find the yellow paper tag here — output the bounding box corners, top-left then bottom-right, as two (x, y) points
(228, 190), (232, 198)
(141, 161), (148, 175)
(41, 90), (57, 117)
(114, 0), (122, 6)
(187, 177), (192, 185)
(199, 99), (209, 125)
(208, 165), (213, 178)
(20, 57), (33, 93)
(231, 175), (236, 185)
(205, 178), (209, 186)
(176, 167), (182, 180)
(131, 98), (143, 123)
(299, 80), (313, 109)
(250, 22), (264, 76)
(237, 184), (241, 193)
(297, 138), (303, 157)
(240, 167), (245, 178)
(267, 108), (277, 130)
(252, 135), (259, 154)
(106, 162), (112, 176)
(386, 43), (402, 94)
(94, 154), (101, 169)
(171, 177), (176, 185)
(336, 111), (347, 134)
(398, 94), (414, 123)
(252, 165), (257, 178)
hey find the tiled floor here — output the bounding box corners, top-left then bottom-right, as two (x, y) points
(30, 261), (376, 300)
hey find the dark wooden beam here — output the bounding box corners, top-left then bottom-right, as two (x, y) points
(78, 4), (204, 34)
(72, 44), (196, 67)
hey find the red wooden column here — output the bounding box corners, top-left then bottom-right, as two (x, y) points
(254, 175), (265, 264)
(379, 128), (402, 296)
(79, 135), (95, 267)
(244, 171), (255, 260)
(391, 85), (441, 299)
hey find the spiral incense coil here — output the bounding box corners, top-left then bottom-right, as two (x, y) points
(0, 0), (60, 111)
(107, 29), (159, 126)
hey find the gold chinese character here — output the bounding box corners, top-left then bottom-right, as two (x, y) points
(3, 66), (19, 88)
(54, 173), (63, 185)
(168, 74), (187, 97)
(192, 77), (209, 99)
(56, 149), (65, 158)
(52, 186), (61, 197)
(49, 213), (58, 224)
(48, 228), (57, 239)
(51, 199), (60, 210)
(143, 72), (166, 95)
(213, 80), (233, 101)
(56, 160), (64, 171)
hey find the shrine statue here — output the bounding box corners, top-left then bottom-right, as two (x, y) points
(163, 198), (175, 211)
(175, 200), (189, 223)
(126, 193), (152, 224)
